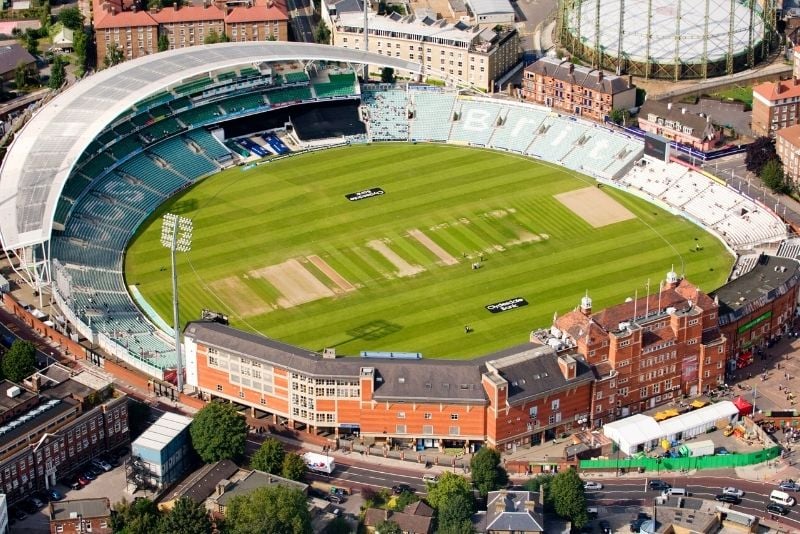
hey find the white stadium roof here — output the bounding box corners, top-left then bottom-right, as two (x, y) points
(0, 42), (422, 250)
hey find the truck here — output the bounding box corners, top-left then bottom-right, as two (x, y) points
(303, 452), (335, 474)
(678, 439), (715, 457)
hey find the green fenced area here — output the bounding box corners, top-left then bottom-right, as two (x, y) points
(580, 446), (781, 471)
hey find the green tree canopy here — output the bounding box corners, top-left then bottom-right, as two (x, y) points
(14, 61), (26, 90)
(523, 473), (554, 507)
(3, 340), (35, 382)
(157, 497), (211, 534)
(157, 34), (170, 52)
(204, 29), (229, 44)
(48, 55), (66, 90)
(745, 136), (777, 175)
(225, 485), (312, 534)
(314, 20), (330, 44)
(104, 42), (124, 68)
(73, 28), (87, 76)
(58, 7), (84, 30)
(469, 447), (508, 497)
(111, 497), (161, 534)
(251, 438), (285, 473)
(761, 158), (790, 194)
(281, 452), (307, 481)
(437, 492), (475, 534)
(374, 519), (403, 534)
(425, 472), (474, 515)
(189, 401), (247, 463)
(549, 468), (588, 528)
(391, 489), (418, 511)
(381, 67), (395, 83)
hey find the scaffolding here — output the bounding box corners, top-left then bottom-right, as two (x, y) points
(558, 0), (778, 79)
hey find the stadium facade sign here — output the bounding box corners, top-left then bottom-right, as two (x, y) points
(485, 297), (528, 313)
(346, 188), (385, 201)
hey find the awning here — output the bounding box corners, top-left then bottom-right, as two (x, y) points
(691, 400), (708, 409)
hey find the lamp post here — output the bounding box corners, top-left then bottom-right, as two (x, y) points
(160, 213), (192, 392)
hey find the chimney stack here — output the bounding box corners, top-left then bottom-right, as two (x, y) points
(494, 498), (506, 514)
(568, 63), (574, 74)
(681, 107), (686, 114)
(524, 500), (536, 513)
(384, 509), (390, 520)
(598, 70), (603, 81)
(667, 102), (672, 111)
(628, 74), (633, 88)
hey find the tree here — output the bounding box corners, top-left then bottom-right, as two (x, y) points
(251, 438), (285, 473)
(610, 108), (630, 125)
(157, 34), (170, 52)
(374, 520), (403, 534)
(73, 28), (87, 76)
(281, 452), (307, 481)
(111, 497), (161, 534)
(3, 340), (35, 382)
(40, 1), (51, 29)
(48, 55), (66, 90)
(523, 473), (554, 507)
(325, 516), (350, 534)
(761, 158), (791, 194)
(425, 472), (474, 518)
(314, 20), (330, 44)
(24, 34), (38, 57)
(158, 497), (211, 534)
(148, 0), (162, 10)
(549, 468), (588, 528)
(469, 447), (508, 497)
(204, 30), (224, 44)
(104, 42), (124, 68)
(437, 492), (475, 534)
(391, 490), (418, 510)
(58, 7), (84, 30)
(225, 485), (312, 534)
(14, 61), (27, 90)
(190, 401), (247, 463)
(381, 67), (395, 83)
(745, 136), (777, 175)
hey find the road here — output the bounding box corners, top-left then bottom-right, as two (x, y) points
(287, 0), (315, 43)
(584, 475), (800, 529)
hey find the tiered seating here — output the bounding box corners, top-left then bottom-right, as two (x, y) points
(777, 239), (800, 260)
(140, 118), (184, 144)
(149, 103), (172, 119)
(119, 154), (187, 193)
(179, 103), (225, 126)
(113, 121), (136, 137)
(313, 72), (357, 98)
(96, 129), (117, 147)
(239, 67), (260, 78)
(149, 137), (218, 180)
(80, 151), (116, 178)
(51, 238), (122, 270)
(130, 113), (152, 128)
(96, 174), (165, 213)
(560, 130), (630, 173)
(216, 71), (237, 83)
(261, 133), (290, 155)
(284, 71), (309, 83)
(527, 121), (589, 161)
(362, 87), (408, 141)
(186, 129), (232, 161)
(65, 267), (127, 293)
(449, 100), (503, 146)
(174, 77), (213, 95)
(266, 86), (312, 105)
(75, 195), (142, 230)
(108, 135), (142, 160)
(730, 254), (760, 279)
(489, 107), (548, 152)
(60, 174), (93, 201)
(225, 140), (250, 157)
(135, 91), (172, 111)
(219, 93), (266, 114)
(54, 199), (73, 225)
(409, 90), (457, 141)
(169, 96), (191, 112)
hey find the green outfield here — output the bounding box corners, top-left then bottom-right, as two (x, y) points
(124, 143), (734, 359)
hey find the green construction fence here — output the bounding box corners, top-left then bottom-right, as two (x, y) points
(579, 446), (782, 472)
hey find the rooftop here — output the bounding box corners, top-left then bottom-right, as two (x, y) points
(336, 12), (489, 47)
(132, 411), (192, 453)
(777, 124), (800, 145)
(166, 459), (239, 504)
(524, 57), (633, 95)
(225, 3), (289, 23)
(0, 380), (36, 417)
(0, 44), (36, 75)
(150, 5), (226, 23)
(465, 0), (514, 16)
(640, 100), (716, 138)
(50, 498), (111, 521)
(711, 254), (800, 320)
(474, 490), (544, 533)
(754, 78), (800, 102)
(215, 469), (308, 507)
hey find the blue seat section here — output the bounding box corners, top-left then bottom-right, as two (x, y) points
(261, 133), (290, 154)
(108, 135), (143, 160)
(51, 237), (123, 271)
(79, 152), (116, 179)
(180, 103), (225, 127)
(60, 174), (93, 201)
(119, 154), (188, 193)
(74, 195), (143, 231)
(362, 87), (408, 141)
(140, 118), (184, 144)
(149, 137), (218, 179)
(185, 129), (232, 161)
(93, 173), (166, 214)
(237, 138), (268, 157)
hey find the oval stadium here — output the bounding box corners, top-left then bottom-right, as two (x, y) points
(0, 42), (788, 385)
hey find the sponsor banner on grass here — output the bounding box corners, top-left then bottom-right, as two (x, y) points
(485, 297), (528, 313)
(346, 188), (385, 201)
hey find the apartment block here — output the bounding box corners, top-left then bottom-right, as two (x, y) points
(331, 12), (521, 92)
(151, 5), (225, 50)
(777, 124), (800, 185)
(49, 498), (112, 534)
(752, 78), (800, 137)
(521, 57), (636, 122)
(638, 101), (722, 151)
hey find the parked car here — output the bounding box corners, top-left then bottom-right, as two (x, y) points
(392, 484), (413, 495)
(629, 518), (647, 532)
(92, 458), (112, 472)
(47, 489), (64, 501)
(715, 447), (730, 455)
(66, 478), (82, 490)
(648, 480), (670, 491)
(599, 520), (611, 534)
(722, 487), (744, 498)
(20, 499), (38, 515)
(327, 494), (344, 504)
(584, 481), (603, 491)
(86, 465), (103, 477)
(82, 469), (97, 481)
(715, 494), (741, 504)
(77, 475), (91, 486)
(766, 503), (790, 515)
(10, 507), (26, 521)
(779, 480), (800, 491)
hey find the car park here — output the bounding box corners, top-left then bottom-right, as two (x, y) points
(648, 480), (670, 491)
(92, 458), (112, 472)
(767, 503), (790, 515)
(722, 487), (744, 498)
(392, 484), (413, 494)
(584, 481), (603, 491)
(599, 520), (611, 534)
(715, 494), (741, 504)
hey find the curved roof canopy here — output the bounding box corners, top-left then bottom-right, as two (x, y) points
(0, 42), (422, 250)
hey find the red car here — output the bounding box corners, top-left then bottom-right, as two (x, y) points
(77, 475), (91, 486)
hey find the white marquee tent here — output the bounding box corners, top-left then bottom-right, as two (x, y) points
(602, 401), (739, 455)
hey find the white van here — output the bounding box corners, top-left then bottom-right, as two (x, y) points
(770, 490), (796, 506)
(422, 474), (439, 484)
(662, 488), (688, 498)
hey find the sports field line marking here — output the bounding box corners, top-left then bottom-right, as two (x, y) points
(366, 239), (425, 277)
(250, 259), (334, 308)
(408, 228), (459, 266)
(307, 255), (356, 293)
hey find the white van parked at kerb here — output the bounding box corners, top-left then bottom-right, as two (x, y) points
(770, 490), (796, 507)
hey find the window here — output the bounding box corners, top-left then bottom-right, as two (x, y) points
(238, 391), (245, 398)
(640, 386), (648, 397)
(595, 404), (602, 414)
(397, 412), (406, 419)
(423, 425), (433, 435)
(551, 399), (560, 411)
(529, 406), (538, 418)
(596, 391), (603, 400)
(450, 413), (459, 420)
(216, 385), (223, 391)
(449, 426), (460, 436)
(424, 412), (432, 420)
(396, 425), (407, 434)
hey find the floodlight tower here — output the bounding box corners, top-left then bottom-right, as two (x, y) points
(160, 213), (192, 392)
